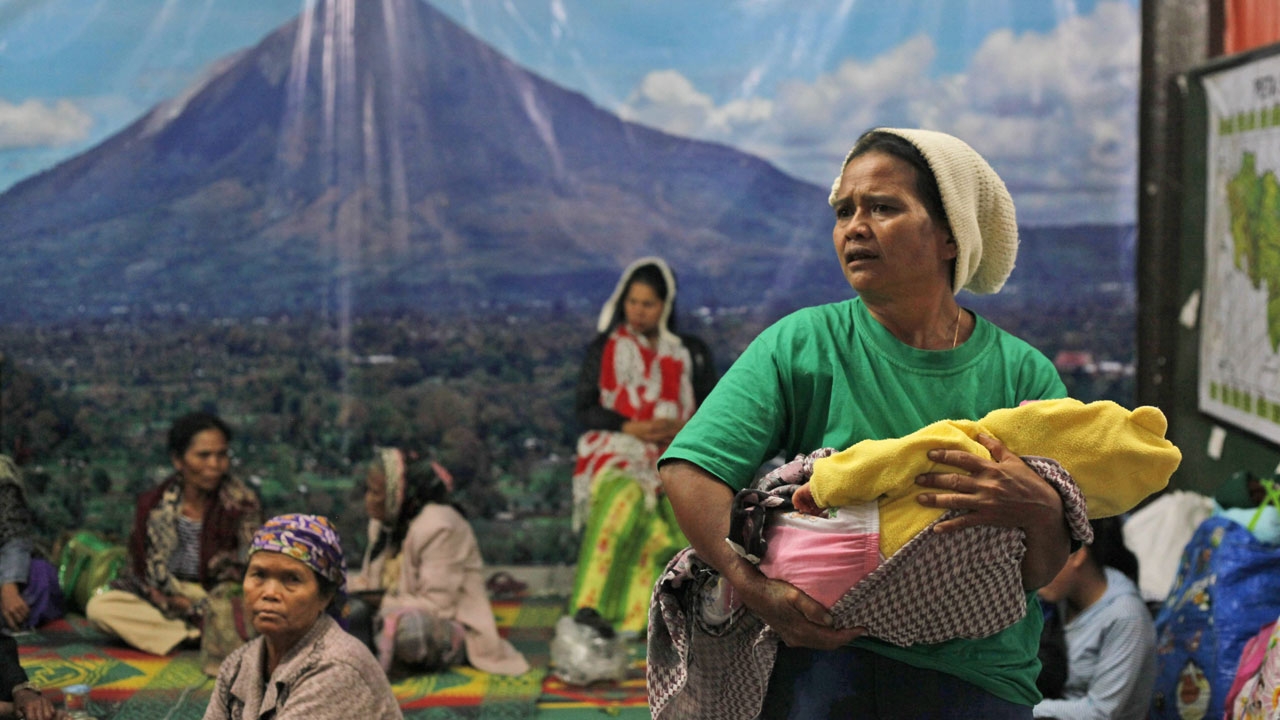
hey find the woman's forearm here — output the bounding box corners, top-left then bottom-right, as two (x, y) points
(1018, 491), (1071, 590)
(659, 459), (866, 649)
(659, 461), (764, 592)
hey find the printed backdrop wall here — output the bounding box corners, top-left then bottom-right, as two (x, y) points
(0, 0), (1141, 562)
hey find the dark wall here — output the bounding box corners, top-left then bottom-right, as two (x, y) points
(1139, 0), (1280, 494)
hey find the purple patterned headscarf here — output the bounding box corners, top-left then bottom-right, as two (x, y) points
(250, 514), (347, 596)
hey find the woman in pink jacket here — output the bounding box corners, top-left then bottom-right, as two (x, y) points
(355, 451), (529, 677)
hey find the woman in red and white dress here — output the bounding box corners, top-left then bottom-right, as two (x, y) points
(569, 257), (716, 635)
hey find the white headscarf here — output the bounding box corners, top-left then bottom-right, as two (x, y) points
(595, 256), (679, 339)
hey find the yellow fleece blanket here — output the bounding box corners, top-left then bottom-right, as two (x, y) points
(808, 398), (1181, 557)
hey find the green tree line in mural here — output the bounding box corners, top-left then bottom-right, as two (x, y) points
(0, 308), (763, 564)
(0, 293), (1131, 564)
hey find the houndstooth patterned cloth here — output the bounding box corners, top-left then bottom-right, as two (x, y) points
(647, 456), (1090, 720)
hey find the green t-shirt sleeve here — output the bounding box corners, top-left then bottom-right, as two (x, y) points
(1021, 348), (1068, 402)
(661, 325), (788, 491)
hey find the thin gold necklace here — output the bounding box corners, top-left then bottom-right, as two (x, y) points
(952, 305), (962, 349)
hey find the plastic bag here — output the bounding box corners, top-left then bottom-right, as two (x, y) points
(1225, 617), (1280, 719)
(1150, 517), (1280, 719)
(550, 609), (629, 685)
(56, 530), (127, 613)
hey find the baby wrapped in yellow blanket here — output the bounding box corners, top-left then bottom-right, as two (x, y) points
(793, 398), (1181, 558)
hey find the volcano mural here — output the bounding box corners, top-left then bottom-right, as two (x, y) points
(0, 0), (839, 323)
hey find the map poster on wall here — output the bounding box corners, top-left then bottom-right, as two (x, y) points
(1199, 51), (1280, 443)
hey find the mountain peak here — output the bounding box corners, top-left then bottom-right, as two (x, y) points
(0, 0), (841, 323)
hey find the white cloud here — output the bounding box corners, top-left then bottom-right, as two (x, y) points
(617, 69), (717, 137)
(951, 1), (1139, 222)
(619, 68), (777, 140)
(0, 97), (93, 149)
(614, 2), (1139, 225)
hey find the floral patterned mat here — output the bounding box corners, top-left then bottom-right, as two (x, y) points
(12, 597), (650, 719)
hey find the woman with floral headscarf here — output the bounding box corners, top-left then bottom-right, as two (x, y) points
(203, 514), (402, 720)
(570, 257), (717, 634)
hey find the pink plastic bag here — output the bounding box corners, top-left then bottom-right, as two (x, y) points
(1228, 617), (1280, 720)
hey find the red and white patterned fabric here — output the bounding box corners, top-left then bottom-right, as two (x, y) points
(571, 322), (696, 530)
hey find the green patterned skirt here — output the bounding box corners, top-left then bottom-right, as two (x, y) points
(569, 467), (688, 634)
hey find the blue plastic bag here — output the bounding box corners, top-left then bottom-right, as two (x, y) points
(1150, 516), (1280, 719)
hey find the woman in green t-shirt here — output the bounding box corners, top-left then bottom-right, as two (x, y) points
(659, 128), (1074, 719)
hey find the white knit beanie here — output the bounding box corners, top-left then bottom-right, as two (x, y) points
(829, 128), (1019, 295)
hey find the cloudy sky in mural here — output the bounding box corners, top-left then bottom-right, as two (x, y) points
(0, 0), (1138, 224)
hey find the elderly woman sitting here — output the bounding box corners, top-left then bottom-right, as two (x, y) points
(203, 514), (402, 720)
(351, 449), (528, 677)
(87, 412), (261, 657)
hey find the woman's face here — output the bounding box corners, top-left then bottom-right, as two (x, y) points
(172, 428), (230, 494)
(244, 551), (332, 643)
(830, 151), (955, 302)
(365, 464), (387, 522)
(623, 281), (663, 338)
